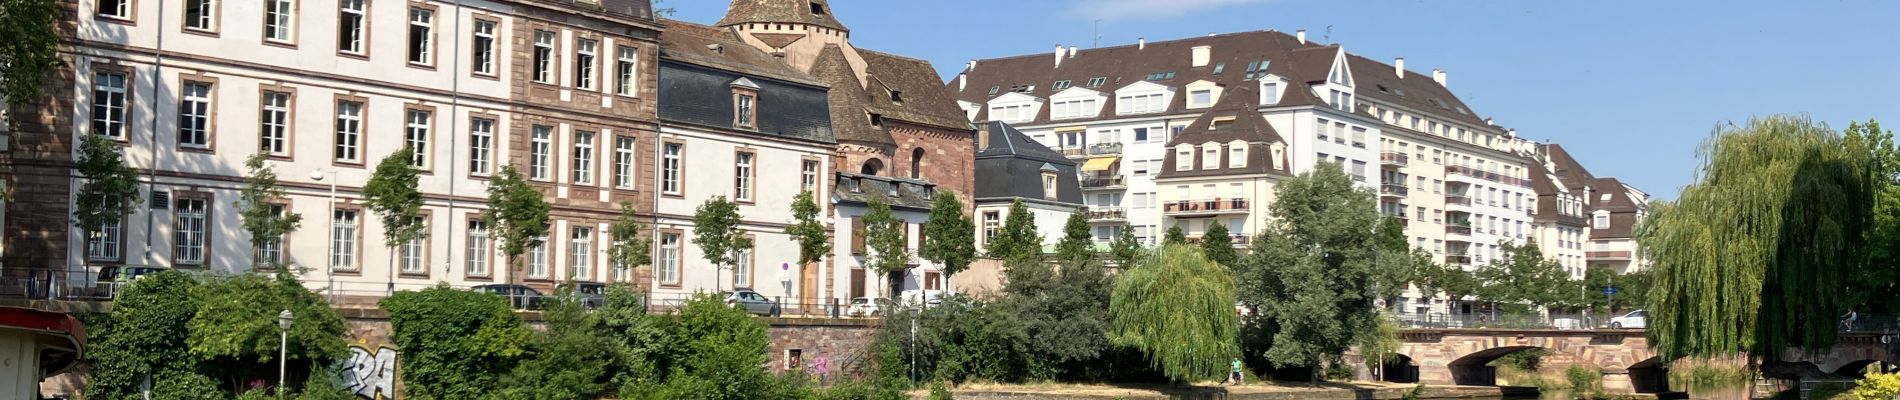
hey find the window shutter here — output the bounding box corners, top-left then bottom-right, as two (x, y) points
(149, 192), (171, 210)
(851, 218), (866, 255)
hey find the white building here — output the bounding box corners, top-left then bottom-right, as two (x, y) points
(972, 121), (1085, 253)
(830, 174), (944, 301)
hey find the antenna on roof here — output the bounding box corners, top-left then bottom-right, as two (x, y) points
(1324, 25), (1334, 43)
(1093, 20), (1101, 48)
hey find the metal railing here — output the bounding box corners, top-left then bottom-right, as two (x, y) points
(1163, 198), (1250, 214)
(1446, 165), (1532, 188)
(1586, 251), (1633, 260)
(1088, 207), (1127, 221)
(1380, 184), (1409, 197)
(1081, 176), (1125, 188)
(1445, 195), (1472, 206)
(1186, 234), (1252, 246)
(1088, 142), (1124, 156)
(1396, 312), (1561, 330)
(1446, 225), (1472, 236)
(1381, 152), (1410, 166)
(0, 267), (121, 301)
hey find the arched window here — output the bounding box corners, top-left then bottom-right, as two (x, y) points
(910, 148), (925, 179)
(860, 158), (884, 176)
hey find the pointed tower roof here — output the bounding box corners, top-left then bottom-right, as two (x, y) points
(717, 0), (849, 32)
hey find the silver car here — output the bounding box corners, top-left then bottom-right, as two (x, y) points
(725, 290), (779, 316)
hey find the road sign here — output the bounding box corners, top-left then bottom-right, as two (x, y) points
(1602, 287), (1619, 295)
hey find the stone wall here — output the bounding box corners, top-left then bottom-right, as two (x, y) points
(763, 317), (882, 377)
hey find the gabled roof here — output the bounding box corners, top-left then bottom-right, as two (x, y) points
(1157, 85), (1289, 179)
(1344, 54), (1491, 128)
(716, 0), (848, 32)
(811, 44), (890, 146)
(1541, 144), (1596, 191)
(859, 50), (974, 131)
(977, 121), (1069, 164)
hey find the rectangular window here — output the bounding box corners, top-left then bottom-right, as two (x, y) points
(178, 82), (211, 147)
(469, 118), (494, 175)
(399, 217), (425, 274)
(1594, 215), (1610, 229)
(264, 0), (294, 43)
(1352, 127), (1368, 148)
(574, 38), (597, 89)
(406, 110), (431, 168)
(1087, 77), (1106, 87)
(613, 136), (635, 189)
(92, 72), (127, 138)
(662, 142), (682, 194)
(660, 233), (681, 285)
(1351, 161), (1368, 182)
(532, 31), (555, 83)
(982, 212), (1000, 248)
(736, 94), (756, 127)
(801, 160), (819, 193)
(259, 91), (290, 155)
(572, 131), (595, 184)
(87, 220), (122, 261)
(529, 126), (552, 180)
(1117, 93), (1167, 115)
(185, 0), (216, 31)
(571, 227), (593, 281)
(1190, 89), (1212, 108)
(338, 0), (364, 54)
(98, 0), (131, 19)
(472, 20), (497, 75)
(734, 152), (754, 201)
(332, 209), (358, 271)
(1316, 118), (1330, 141)
(333, 101), (362, 162)
(407, 7), (434, 65)
(1133, 127), (1150, 142)
(528, 236), (549, 279)
(466, 220), (491, 276)
(733, 245), (754, 288)
(616, 46), (639, 96)
(173, 198), (208, 265)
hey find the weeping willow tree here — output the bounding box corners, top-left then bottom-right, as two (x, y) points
(1109, 244), (1238, 382)
(1641, 115), (1878, 362)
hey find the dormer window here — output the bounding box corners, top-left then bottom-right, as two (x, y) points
(1118, 93), (1167, 115)
(1229, 144), (1247, 168)
(1053, 80), (1072, 90)
(1329, 90), (1353, 112)
(810, 2), (826, 15)
(1209, 117), (1235, 131)
(890, 90), (903, 103)
(732, 78), (760, 128)
(868, 112), (884, 127)
(1175, 146), (1193, 171)
(1189, 89), (1213, 108)
(1145, 71), (1176, 81)
(1041, 172), (1058, 200)
(1086, 77), (1106, 87)
(1201, 145), (1220, 170)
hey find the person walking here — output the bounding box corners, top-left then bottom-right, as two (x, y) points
(1229, 357), (1244, 385)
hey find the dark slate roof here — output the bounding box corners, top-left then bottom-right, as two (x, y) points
(1157, 85), (1289, 179)
(952, 31), (1337, 125)
(811, 44), (890, 146)
(658, 21), (834, 143)
(660, 21), (822, 86)
(716, 0), (848, 31)
(1344, 54), (1490, 128)
(833, 173), (936, 210)
(976, 121), (1068, 164)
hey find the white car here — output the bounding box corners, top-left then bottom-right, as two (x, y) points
(846, 297), (882, 317)
(899, 290), (945, 308)
(1609, 310), (1647, 329)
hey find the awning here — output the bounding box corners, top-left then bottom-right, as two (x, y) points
(1081, 157), (1120, 172)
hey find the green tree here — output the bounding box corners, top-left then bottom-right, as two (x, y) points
(0, 0), (61, 109)
(73, 134), (141, 270)
(1641, 115), (1877, 362)
(491, 291), (616, 400)
(785, 191), (832, 276)
(1580, 267), (1652, 315)
(1004, 250), (1114, 379)
(381, 286), (530, 399)
(1372, 217), (1421, 305)
(861, 198), (908, 298)
(1110, 244), (1238, 383)
(1236, 166), (1393, 380)
(237, 153), (303, 269)
(692, 196), (753, 293)
(1415, 259), (1480, 316)
(986, 200), (1041, 261)
(597, 284), (676, 395)
(608, 202), (652, 282)
(634, 295), (791, 399)
(1163, 225), (1187, 246)
(1109, 224), (1145, 268)
(85, 271), (204, 399)
(1053, 210), (1095, 266)
(485, 166), (552, 286)
(1474, 241), (1571, 313)
(1359, 315), (1403, 379)
(1846, 121), (1900, 314)
(186, 272), (348, 392)
(363, 148), (425, 289)
(920, 192), (977, 283)
(1200, 221), (1237, 268)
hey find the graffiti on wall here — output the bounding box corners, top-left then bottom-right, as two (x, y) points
(341, 345), (397, 399)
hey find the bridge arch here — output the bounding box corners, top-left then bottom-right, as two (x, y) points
(1629, 357), (1670, 394)
(1448, 346), (1550, 386)
(1834, 359), (1893, 378)
(1380, 354), (1420, 383)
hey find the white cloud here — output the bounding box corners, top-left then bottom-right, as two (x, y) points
(1067, 0), (1273, 21)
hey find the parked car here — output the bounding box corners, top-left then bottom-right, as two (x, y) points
(95, 265), (169, 297)
(846, 297), (882, 317)
(473, 284), (546, 310)
(558, 281), (608, 309)
(898, 290), (944, 308)
(1609, 310), (1647, 329)
(725, 290), (779, 316)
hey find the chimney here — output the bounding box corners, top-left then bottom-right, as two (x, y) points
(1296, 30), (1307, 45)
(1138, 38), (1146, 50)
(967, 60), (977, 72)
(958, 73), (967, 92)
(1068, 46), (1078, 58)
(1394, 57), (1405, 78)
(1191, 45), (1212, 68)
(1055, 44), (1065, 68)
(977, 122), (991, 150)
(1432, 69), (1447, 87)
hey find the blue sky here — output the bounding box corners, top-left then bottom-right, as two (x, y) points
(667, 0), (1900, 199)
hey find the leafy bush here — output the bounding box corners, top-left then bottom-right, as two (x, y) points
(84, 271), (205, 399)
(381, 285), (530, 399)
(1495, 348), (1549, 371)
(928, 381), (954, 400)
(1846, 371), (1900, 400)
(1566, 365), (1602, 394)
(189, 271), (348, 388)
(489, 291), (618, 400)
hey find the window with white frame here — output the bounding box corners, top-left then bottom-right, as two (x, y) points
(173, 198), (208, 265)
(660, 233), (681, 285)
(178, 82), (211, 147)
(259, 91), (290, 155)
(616, 46), (639, 96)
(332, 209), (358, 270)
(405, 8), (433, 65)
(185, 0), (217, 31)
(532, 31), (555, 83)
(337, 0), (366, 54)
(1333, 122), (1347, 144)
(528, 236), (549, 278)
(399, 217), (425, 274)
(801, 160), (819, 193)
(1175, 147), (1192, 171)
(571, 227), (593, 281)
(1351, 161), (1367, 182)
(406, 110), (431, 168)
(1189, 89), (1213, 108)
(572, 131), (595, 184)
(982, 212), (1000, 248)
(735, 93), (755, 128)
(469, 118), (494, 175)
(734, 152), (754, 201)
(467, 220), (490, 276)
(1117, 93), (1166, 115)
(333, 101), (362, 162)
(1201, 146), (1220, 170)
(87, 220), (122, 261)
(1594, 214), (1609, 229)
(662, 142), (682, 194)
(1050, 98), (1098, 120)
(614, 136), (635, 189)
(264, 0), (294, 43)
(574, 38), (597, 89)
(1230, 146), (1247, 168)
(1329, 90), (1353, 112)
(733, 245), (752, 288)
(989, 103), (1032, 123)
(1351, 127), (1367, 148)
(529, 126), (552, 180)
(472, 20), (496, 75)
(1262, 82), (1280, 104)
(92, 72), (127, 138)
(1041, 172), (1058, 200)
(98, 0), (131, 19)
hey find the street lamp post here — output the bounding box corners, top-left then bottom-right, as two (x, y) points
(309, 169), (337, 302)
(277, 309), (294, 398)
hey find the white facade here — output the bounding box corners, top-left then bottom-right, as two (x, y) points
(974, 199), (1076, 253)
(830, 189), (943, 301)
(650, 125), (833, 302)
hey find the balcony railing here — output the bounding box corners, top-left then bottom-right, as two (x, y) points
(1088, 142), (1124, 156)
(1381, 152), (1410, 167)
(1089, 207), (1127, 221)
(1081, 176), (1126, 189)
(1445, 195), (1472, 206)
(1163, 198), (1251, 214)
(1445, 254), (1472, 265)
(1446, 165), (1532, 188)
(1380, 184), (1409, 197)
(1586, 251), (1633, 260)
(1446, 225), (1472, 236)
(1187, 234), (1252, 246)
(1060, 147), (1086, 157)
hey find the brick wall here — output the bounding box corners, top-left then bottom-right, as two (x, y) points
(889, 123), (975, 215)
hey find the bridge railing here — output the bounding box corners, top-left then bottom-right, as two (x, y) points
(1843, 315), (1900, 333)
(1396, 312), (1560, 330)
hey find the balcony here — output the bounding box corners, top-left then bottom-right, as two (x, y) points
(1187, 234), (1252, 246)
(1379, 184), (1409, 198)
(1059, 147), (1087, 157)
(1445, 225), (1473, 236)
(1445, 254), (1473, 266)
(1089, 207), (1127, 222)
(1381, 152), (1410, 167)
(1081, 175), (1126, 189)
(1163, 198), (1251, 215)
(1586, 251), (1634, 261)
(1088, 142), (1124, 156)
(1446, 165), (1532, 188)
(1445, 195), (1472, 207)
